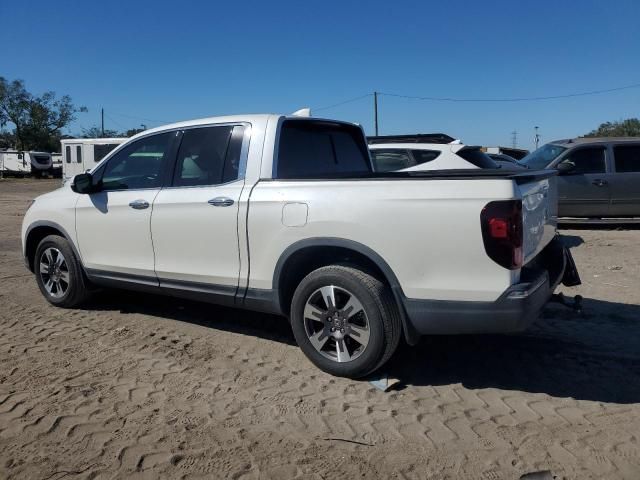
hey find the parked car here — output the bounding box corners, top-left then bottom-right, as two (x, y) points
(518, 137), (640, 218)
(22, 114), (580, 378)
(484, 146), (529, 161)
(487, 153), (526, 169)
(368, 134), (500, 172)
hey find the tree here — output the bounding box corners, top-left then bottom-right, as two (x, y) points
(584, 118), (640, 137)
(125, 128), (145, 137)
(80, 125), (123, 138)
(0, 76), (86, 151)
(0, 78), (31, 150)
(0, 130), (16, 149)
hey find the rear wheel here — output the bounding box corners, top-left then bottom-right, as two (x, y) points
(290, 265), (401, 378)
(34, 235), (91, 308)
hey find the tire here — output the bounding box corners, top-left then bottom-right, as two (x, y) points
(290, 265), (401, 378)
(34, 235), (91, 308)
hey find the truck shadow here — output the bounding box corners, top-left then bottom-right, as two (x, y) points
(89, 292), (640, 404)
(89, 289), (297, 345)
(386, 298), (640, 404)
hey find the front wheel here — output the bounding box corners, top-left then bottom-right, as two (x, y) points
(34, 235), (91, 308)
(290, 265), (401, 378)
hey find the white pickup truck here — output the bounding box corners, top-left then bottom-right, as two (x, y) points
(22, 114), (580, 377)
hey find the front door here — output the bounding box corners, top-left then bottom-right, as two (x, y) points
(610, 144), (640, 217)
(556, 146), (611, 217)
(151, 124), (247, 292)
(75, 131), (175, 279)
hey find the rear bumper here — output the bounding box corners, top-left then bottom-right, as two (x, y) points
(401, 236), (579, 335)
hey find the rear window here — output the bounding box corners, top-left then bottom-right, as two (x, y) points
(456, 148), (498, 168)
(614, 145), (640, 173)
(276, 120), (371, 178)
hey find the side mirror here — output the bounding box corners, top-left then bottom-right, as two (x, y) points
(71, 173), (95, 194)
(556, 160), (576, 175)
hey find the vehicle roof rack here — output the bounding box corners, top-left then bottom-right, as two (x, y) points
(367, 133), (456, 144)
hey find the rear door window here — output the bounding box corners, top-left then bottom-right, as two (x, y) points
(172, 125), (245, 187)
(370, 149), (412, 171)
(613, 145), (640, 173)
(562, 147), (606, 174)
(276, 120), (371, 178)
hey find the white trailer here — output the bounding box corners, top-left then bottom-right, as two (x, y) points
(28, 152), (53, 176)
(61, 138), (127, 181)
(1, 150), (30, 176)
(0, 150), (52, 177)
(51, 153), (63, 178)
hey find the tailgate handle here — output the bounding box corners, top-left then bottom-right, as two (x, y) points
(591, 179), (608, 187)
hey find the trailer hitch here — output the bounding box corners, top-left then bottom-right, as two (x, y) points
(550, 292), (583, 313)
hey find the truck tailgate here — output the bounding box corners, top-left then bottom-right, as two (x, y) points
(518, 172), (558, 264)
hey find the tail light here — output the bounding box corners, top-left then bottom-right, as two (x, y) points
(480, 200), (523, 270)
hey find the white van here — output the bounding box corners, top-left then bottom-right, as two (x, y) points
(61, 138), (127, 182)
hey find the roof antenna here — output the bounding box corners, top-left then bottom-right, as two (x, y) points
(291, 108), (311, 117)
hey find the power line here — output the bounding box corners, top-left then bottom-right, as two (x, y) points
(103, 113), (127, 131)
(315, 93), (373, 112)
(378, 81), (640, 103)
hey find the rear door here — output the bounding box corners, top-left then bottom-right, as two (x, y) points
(555, 146), (611, 217)
(610, 144), (640, 217)
(151, 124), (248, 292)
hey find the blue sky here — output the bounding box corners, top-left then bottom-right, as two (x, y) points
(2, 0), (639, 150)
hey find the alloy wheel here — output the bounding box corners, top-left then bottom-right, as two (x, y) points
(303, 285), (370, 362)
(39, 247), (70, 298)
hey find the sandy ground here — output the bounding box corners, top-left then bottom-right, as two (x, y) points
(0, 178), (639, 480)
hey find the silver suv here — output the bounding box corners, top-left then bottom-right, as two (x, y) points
(519, 138), (640, 218)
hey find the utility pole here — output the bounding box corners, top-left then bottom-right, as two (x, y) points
(374, 91), (379, 136)
(511, 130), (518, 148)
(534, 126), (540, 150)
(101, 108), (104, 137)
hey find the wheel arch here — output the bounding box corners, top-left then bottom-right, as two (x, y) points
(272, 238), (419, 344)
(24, 221), (81, 272)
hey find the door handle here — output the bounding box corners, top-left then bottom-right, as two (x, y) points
(591, 179), (608, 187)
(208, 197), (234, 207)
(129, 199), (150, 209)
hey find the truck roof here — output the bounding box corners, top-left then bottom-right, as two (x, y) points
(548, 137), (640, 146)
(60, 138), (127, 145)
(129, 114), (362, 142)
(368, 134), (456, 144)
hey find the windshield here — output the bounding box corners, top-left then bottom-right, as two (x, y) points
(519, 143), (567, 170)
